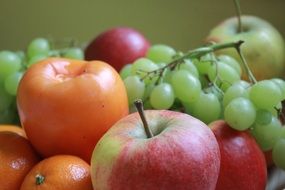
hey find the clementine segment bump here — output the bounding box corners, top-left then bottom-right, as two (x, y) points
(0, 131), (40, 190)
(20, 155), (93, 190)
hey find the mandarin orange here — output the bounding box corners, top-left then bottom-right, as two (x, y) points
(20, 155), (93, 190)
(0, 131), (40, 190)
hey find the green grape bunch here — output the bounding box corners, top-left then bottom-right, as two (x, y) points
(120, 41), (285, 171)
(0, 37), (84, 124)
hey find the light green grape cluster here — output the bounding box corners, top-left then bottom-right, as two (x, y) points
(120, 44), (243, 123)
(0, 38), (84, 124)
(120, 43), (285, 170)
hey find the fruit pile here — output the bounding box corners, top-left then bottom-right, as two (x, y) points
(0, 38), (84, 124)
(1, 11), (285, 190)
(121, 40), (285, 170)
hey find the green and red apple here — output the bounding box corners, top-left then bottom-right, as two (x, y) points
(90, 109), (220, 190)
(206, 15), (285, 80)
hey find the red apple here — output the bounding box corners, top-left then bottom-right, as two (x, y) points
(209, 120), (267, 190)
(206, 15), (285, 80)
(91, 109), (220, 190)
(85, 27), (150, 72)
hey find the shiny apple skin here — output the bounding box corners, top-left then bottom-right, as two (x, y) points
(85, 27), (150, 72)
(91, 110), (220, 190)
(209, 120), (267, 190)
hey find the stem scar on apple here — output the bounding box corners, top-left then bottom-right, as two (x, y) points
(134, 99), (154, 138)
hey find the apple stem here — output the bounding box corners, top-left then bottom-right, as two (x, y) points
(234, 0), (243, 33)
(134, 99), (154, 138)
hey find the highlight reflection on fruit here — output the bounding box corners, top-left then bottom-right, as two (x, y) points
(17, 58), (129, 162)
(85, 27), (150, 72)
(91, 101), (220, 190)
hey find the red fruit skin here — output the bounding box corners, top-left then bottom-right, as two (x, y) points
(91, 110), (221, 190)
(85, 27), (150, 71)
(264, 150), (274, 167)
(209, 120), (267, 190)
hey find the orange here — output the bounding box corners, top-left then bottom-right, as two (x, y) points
(20, 155), (93, 190)
(17, 58), (129, 162)
(0, 124), (27, 138)
(0, 131), (40, 190)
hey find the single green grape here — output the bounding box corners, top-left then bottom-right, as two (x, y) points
(131, 58), (159, 83)
(203, 86), (223, 102)
(119, 64), (132, 80)
(250, 116), (282, 151)
(223, 82), (249, 107)
(123, 75), (145, 105)
(171, 70), (201, 103)
(255, 109), (272, 125)
(217, 55), (242, 76)
(272, 139), (285, 170)
(191, 92), (222, 124)
(249, 80), (282, 109)
(178, 59), (199, 78)
(146, 44), (176, 63)
(27, 38), (50, 58)
(150, 83), (175, 109)
(224, 97), (256, 131)
(208, 61), (241, 91)
(62, 48), (84, 60)
(193, 54), (212, 75)
(0, 51), (22, 80)
(271, 78), (285, 100)
(143, 81), (155, 101)
(4, 72), (24, 96)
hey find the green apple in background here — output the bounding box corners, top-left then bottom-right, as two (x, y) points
(206, 15), (285, 81)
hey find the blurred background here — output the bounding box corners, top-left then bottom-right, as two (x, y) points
(0, 0), (284, 52)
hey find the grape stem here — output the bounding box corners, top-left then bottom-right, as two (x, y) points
(234, 0), (243, 33)
(209, 54), (225, 95)
(141, 40), (246, 83)
(235, 45), (257, 83)
(134, 99), (154, 138)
